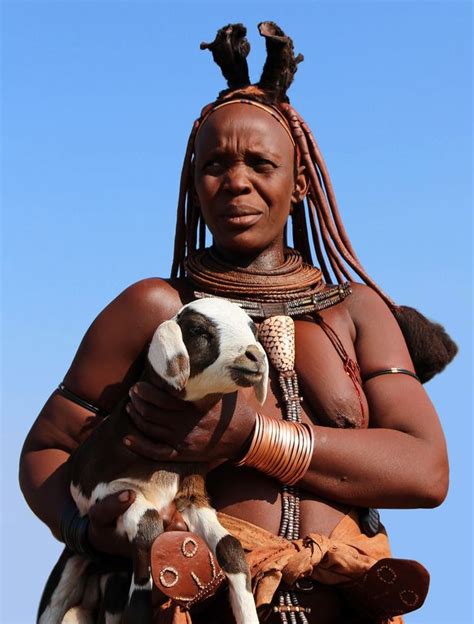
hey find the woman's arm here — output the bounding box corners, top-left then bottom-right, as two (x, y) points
(19, 278), (181, 553)
(297, 284), (449, 508)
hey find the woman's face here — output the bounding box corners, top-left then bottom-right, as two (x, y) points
(193, 103), (304, 259)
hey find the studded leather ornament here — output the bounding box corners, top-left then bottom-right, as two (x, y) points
(151, 531), (225, 608)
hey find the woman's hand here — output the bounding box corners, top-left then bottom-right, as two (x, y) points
(124, 381), (257, 463)
(87, 491), (190, 558)
(87, 490), (136, 558)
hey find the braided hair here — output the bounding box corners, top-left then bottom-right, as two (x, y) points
(171, 22), (457, 383)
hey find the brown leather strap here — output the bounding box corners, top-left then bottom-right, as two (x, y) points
(313, 314), (365, 420)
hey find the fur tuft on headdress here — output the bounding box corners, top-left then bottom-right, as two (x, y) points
(200, 24), (251, 93)
(257, 21), (304, 103)
(201, 22), (302, 103)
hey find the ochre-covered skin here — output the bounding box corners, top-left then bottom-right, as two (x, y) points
(20, 103), (448, 622)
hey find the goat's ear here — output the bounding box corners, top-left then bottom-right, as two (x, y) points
(254, 348), (269, 405)
(148, 320), (190, 391)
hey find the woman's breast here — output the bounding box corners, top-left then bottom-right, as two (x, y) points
(293, 316), (369, 429)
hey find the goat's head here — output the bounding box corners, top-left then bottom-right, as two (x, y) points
(148, 298), (268, 403)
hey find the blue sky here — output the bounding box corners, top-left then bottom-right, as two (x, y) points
(1, 1), (472, 622)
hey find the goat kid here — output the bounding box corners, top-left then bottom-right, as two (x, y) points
(38, 298), (268, 624)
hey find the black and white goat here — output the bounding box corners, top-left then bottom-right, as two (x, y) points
(38, 298), (268, 624)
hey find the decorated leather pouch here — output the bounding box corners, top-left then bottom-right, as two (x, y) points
(151, 531), (225, 610)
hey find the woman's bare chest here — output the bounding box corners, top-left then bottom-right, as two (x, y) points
(259, 311), (368, 429)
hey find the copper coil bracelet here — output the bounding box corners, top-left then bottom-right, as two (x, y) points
(236, 413), (314, 486)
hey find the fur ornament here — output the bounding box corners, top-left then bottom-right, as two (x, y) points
(393, 306), (458, 383)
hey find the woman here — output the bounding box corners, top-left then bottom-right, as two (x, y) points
(20, 23), (455, 623)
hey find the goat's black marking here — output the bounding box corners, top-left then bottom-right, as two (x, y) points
(134, 508), (164, 548)
(248, 320), (258, 337)
(177, 309), (220, 377)
(215, 535), (251, 591)
(121, 508), (163, 622)
(102, 572), (131, 615)
(122, 590), (153, 624)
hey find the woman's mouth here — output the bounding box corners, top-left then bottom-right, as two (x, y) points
(219, 210), (263, 228)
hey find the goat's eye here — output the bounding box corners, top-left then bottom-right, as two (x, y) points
(188, 326), (209, 339)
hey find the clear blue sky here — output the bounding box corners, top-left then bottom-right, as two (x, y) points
(1, 2), (472, 622)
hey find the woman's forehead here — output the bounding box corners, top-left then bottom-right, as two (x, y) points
(194, 103), (294, 155)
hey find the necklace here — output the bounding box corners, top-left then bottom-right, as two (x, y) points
(186, 247), (351, 319)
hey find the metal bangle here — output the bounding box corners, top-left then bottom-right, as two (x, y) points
(60, 500), (101, 561)
(362, 368), (420, 383)
(57, 383), (108, 417)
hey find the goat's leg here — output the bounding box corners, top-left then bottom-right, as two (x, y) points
(181, 504), (258, 624)
(61, 569), (100, 623)
(96, 571), (131, 624)
(37, 550), (92, 624)
(122, 509), (163, 624)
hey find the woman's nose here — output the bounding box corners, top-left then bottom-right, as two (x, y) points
(223, 164), (251, 194)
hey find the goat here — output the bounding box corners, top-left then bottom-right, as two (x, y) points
(38, 297), (269, 624)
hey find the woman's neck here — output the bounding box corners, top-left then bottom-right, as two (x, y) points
(212, 242), (286, 272)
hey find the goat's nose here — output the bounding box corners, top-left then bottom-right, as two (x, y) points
(245, 344), (264, 365)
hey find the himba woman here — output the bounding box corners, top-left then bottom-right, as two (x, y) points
(21, 22), (457, 624)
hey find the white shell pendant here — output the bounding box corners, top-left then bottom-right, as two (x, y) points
(258, 316), (295, 373)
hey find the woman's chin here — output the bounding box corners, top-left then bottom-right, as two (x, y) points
(213, 236), (270, 260)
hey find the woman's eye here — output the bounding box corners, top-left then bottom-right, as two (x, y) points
(203, 160), (223, 173)
(250, 158), (275, 172)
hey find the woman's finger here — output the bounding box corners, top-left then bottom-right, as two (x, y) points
(126, 403), (174, 440)
(88, 490), (136, 527)
(123, 433), (178, 461)
(128, 393), (176, 427)
(132, 381), (189, 411)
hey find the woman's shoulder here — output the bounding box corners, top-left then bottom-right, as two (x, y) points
(344, 282), (395, 326)
(74, 276), (192, 366)
(61, 277), (193, 408)
(103, 277), (192, 326)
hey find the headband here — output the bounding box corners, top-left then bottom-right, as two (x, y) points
(195, 98), (296, 149)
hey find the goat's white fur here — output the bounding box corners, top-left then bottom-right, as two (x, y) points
(71, 475), (179, 542)
(226, 572), (260, 624)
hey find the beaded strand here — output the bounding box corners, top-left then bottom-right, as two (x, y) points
(258, 316), (311, 623)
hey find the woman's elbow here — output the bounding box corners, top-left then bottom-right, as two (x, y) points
(416, 455), (449, 508)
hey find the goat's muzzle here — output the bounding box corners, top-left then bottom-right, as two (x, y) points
(229, 345), (266, 388)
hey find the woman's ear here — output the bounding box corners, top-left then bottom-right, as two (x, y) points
(291, 165), (309, 204)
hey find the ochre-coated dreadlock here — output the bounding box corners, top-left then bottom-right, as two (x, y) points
(171, 22), (457, 383)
